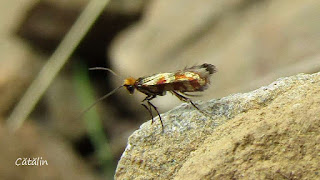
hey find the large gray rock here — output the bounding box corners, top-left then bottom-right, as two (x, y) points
(115, 72), (320, 179)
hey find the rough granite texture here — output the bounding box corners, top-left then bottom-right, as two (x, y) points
(115, 72), (320, 180)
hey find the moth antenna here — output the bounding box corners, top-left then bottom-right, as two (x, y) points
(89, 67), (123, 79)
(79, 85), (123, 117)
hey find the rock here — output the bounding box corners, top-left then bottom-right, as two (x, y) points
(115, 72), (320, 179)
(0, 38), (43, 117)
(0, 0), (43, 117)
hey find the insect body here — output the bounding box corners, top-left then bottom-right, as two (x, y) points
(122, 63), (216, 129)
(85, 63), (216, 130)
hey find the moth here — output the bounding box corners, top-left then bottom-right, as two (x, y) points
(85, 63), (217, 130)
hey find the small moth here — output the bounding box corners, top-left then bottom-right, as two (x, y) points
(85, 63), (217, 130)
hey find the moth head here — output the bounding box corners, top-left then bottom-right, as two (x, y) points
(123, 77), (136, 94)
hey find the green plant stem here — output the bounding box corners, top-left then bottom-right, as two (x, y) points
(73, 62), (114, 177)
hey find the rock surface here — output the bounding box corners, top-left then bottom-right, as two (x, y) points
(115, 72), (320, 179)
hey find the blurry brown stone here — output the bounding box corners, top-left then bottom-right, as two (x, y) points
(16, 0), (146, 53)
(0, 0), (43, 117)
(110, 0), (320, 111)
(0, 122), (100, 180)
(0, 38), (42, 117)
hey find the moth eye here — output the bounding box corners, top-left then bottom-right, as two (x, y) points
(125, 85), (135, 94)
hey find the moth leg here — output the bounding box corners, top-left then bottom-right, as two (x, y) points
(142, 95), (153, 102)
(171, 91), (206, 115)
(147, 100), (164, 130)
(141, 95), (156, 123)
(142, 95), (164, 130)
(141, 103), (154, 124)
(180, 92), (202, 97)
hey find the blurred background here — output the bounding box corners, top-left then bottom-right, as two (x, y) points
(1, 0), (320, 179)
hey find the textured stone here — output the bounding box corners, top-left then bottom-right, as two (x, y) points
(115, 72), (320, 179)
